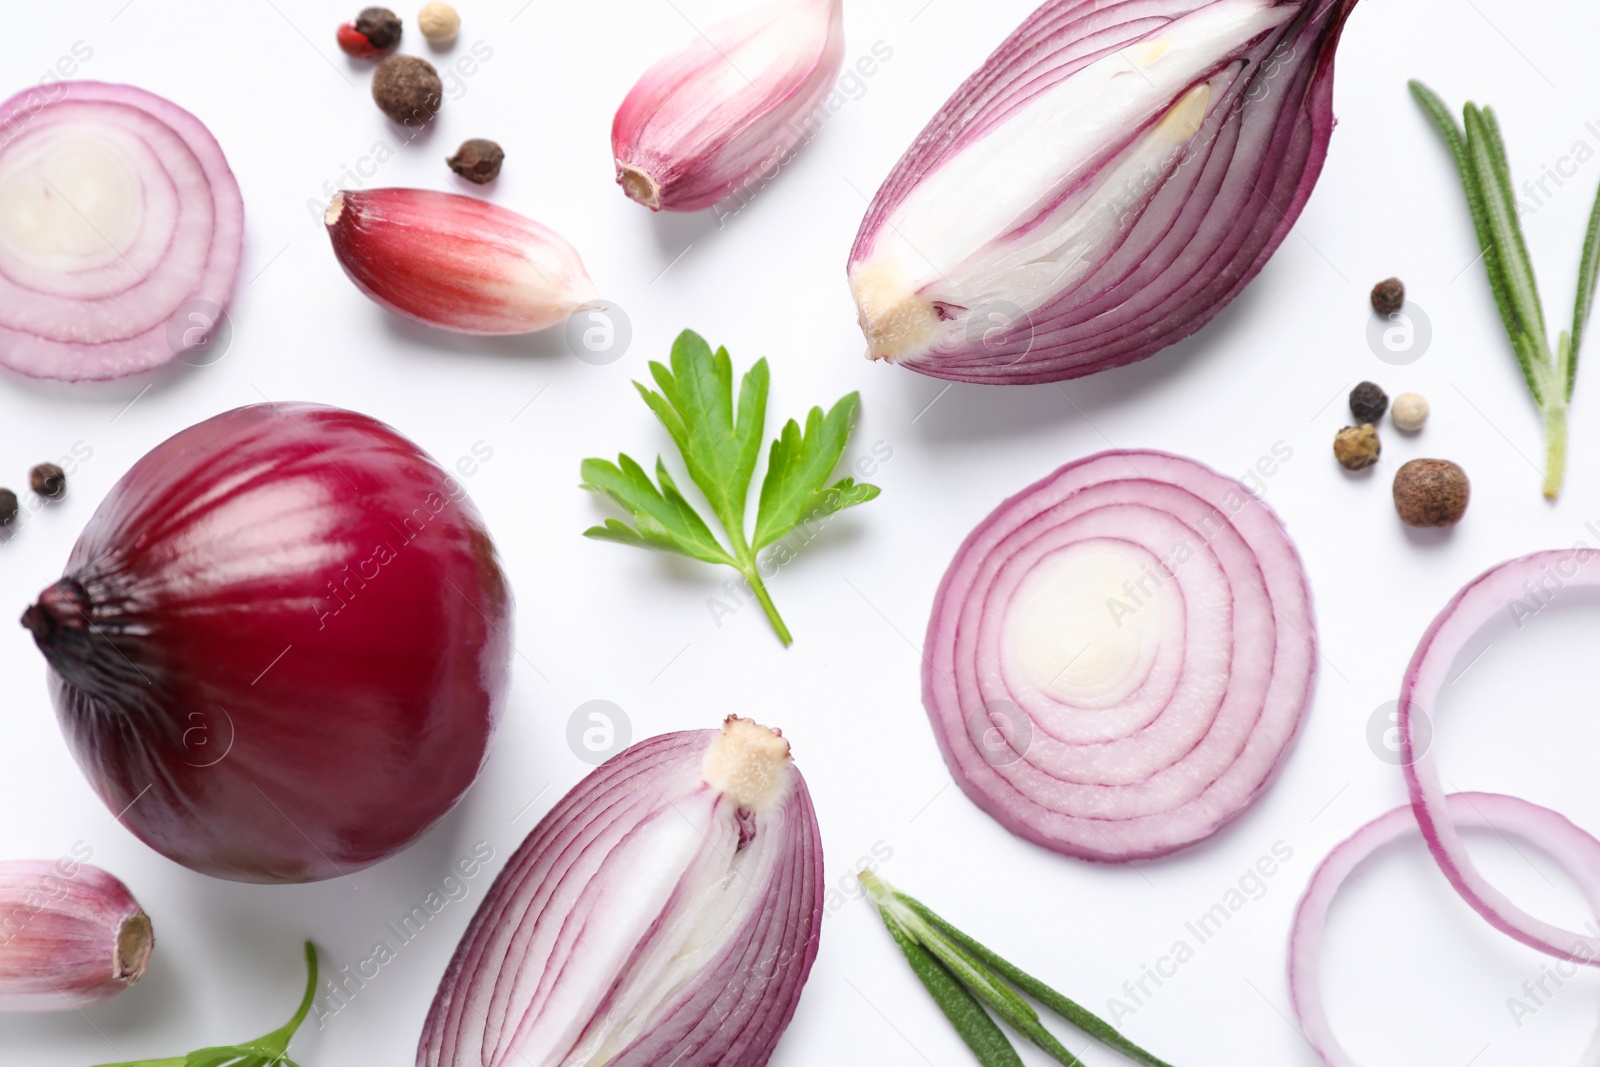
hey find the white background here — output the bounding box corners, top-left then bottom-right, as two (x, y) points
(3, 1), (1600, 1064)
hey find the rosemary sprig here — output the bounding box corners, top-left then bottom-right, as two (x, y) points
(861, 872), (1178, 1067)
(1411, 80), (1600, 500)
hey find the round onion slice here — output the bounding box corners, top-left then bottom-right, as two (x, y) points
(1401, 549), (1600, 963)
(0, 81), (243, 381)
(1289, 793), (1600, 1067)
(923, 450), (1316, 861)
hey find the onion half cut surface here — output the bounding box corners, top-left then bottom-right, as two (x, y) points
(1289, 793), (1600, 1067)
(0, 81), (243, 381)
(419, 719), (822, 1067)
(1401, 549), (1600, 964)
(846, 0), (1360, 383)
(923, 449), (1316, 861)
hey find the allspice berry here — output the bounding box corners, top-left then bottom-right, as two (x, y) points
(1394, 459), (1469, 527)
(29, 463), (66, 500)
(0, 488), (17, 528)
(1334, 424), (1381, 471)
(373, 55), (442, 126)
(1349, 381), (1388, 423)
(1371, 277), (1405, 316)
(448, 139), (504, 184)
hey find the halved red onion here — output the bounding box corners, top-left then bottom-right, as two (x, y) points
(0, 81), (243, 381)
(1401, 549), (1600, 964)
(923, 450), (1316, 861)
(419, 717), (822, 1067)
(847, 0), (1359, 383)
(1289, 793), (1600, 1067)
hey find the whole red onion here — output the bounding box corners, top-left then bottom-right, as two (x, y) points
(21, 403), (512, 884)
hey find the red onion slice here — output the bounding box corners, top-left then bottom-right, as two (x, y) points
(0, 81), (242, 381)
(1289, 793), (1600, 1067)
(419, 718), (822, 1067)
(1401, 550), (1600, 963)
(924, 450), (1315, 861)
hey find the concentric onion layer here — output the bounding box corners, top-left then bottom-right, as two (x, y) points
(847, 0), (1358, 383)
(1288, 793), (1600, 1067)
(418, 728), (823, 1067)
(1401, 549), (1600, 964)
(0, 81), (242, 380)
(924, 450), (1315, 861)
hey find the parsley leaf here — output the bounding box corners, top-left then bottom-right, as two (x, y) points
(582, 329), (880, 645)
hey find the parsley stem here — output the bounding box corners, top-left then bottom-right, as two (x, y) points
(742, 566), (792, 646)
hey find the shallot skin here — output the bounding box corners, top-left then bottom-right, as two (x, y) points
(23, 404), (512, 884)
(324, 187), (598, 335)
(0, 859), (154, 1011)
(611, 0), (846, 212)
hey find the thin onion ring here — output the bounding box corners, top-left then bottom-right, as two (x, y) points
(1289, 792), (1600, 1067)
(1401, 550), (1600, 963)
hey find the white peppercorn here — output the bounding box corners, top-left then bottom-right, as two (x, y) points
(1392, 391), (1429, 432)
(418, 2), (460, 44)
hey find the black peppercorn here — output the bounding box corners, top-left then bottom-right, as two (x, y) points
(1349, 381), (1388, 423)
(354, 7), (403, 51)
(1371, 277), (1405, 316)
(447, 139), (505, 184)
(0, 489), (17, 528)
(30, 463), (66, 500)
(373, 55), (442, 127)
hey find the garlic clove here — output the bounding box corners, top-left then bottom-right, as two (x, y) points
(612, 0), (845, 213)
(0, 860), (154, 1012)
(324, 188), (600, 335)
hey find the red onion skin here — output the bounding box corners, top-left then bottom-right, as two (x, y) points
(848, 0), (1360, 383)
(22, 404), (512, 884)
